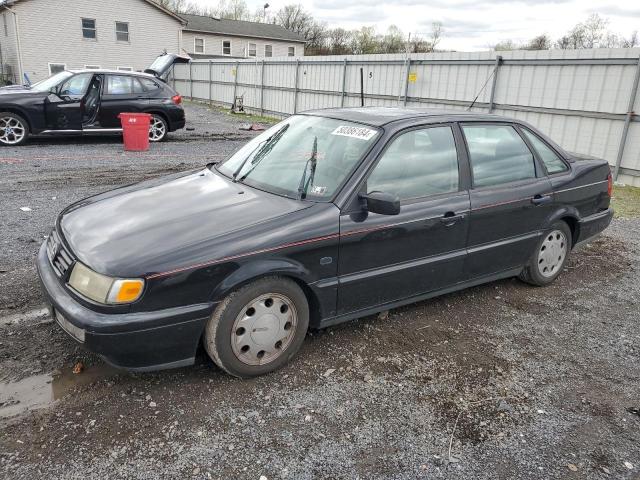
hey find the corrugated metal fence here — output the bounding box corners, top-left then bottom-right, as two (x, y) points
(172, 48), (640, 186)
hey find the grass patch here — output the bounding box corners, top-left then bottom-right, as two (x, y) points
(612, 184), (640, 218)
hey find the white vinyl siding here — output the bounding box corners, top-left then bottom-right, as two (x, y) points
(194, 37), (205, 54)
(82, 18), (97, 40)
(3, 13), (8, 37)
(115, 22), (129, 42)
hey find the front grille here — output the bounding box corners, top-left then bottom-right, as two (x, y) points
(46, 230), (73, 278)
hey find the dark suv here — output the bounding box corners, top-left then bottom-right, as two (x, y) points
(0, 53), (189, 146)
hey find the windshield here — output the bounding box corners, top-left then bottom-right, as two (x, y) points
(217, 115), (380, 200)
(30, 71), (74, 92)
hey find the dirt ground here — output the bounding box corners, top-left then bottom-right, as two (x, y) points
(1, 103), (639, 479)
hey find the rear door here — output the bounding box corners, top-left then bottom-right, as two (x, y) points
(98, 75), (147, 128)
(337, 124), (470, 315)
(44, 72), (94, 130)
(460, 123), (554, 278)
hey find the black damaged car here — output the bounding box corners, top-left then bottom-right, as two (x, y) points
(0, 53), (189, 146)
(37, 108), (614, 378)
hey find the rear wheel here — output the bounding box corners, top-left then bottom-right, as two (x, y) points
(204, 277), (309, 378)
(148, 114), (168, 142)
(0, 112), (29, 146)
(519, 221), (572, 286)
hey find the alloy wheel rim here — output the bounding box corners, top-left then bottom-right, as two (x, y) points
(537, 230), (567, 278)
(149, 116), (166, 141)
(0, 116), (26, 145)
(231, 293), (298, 366)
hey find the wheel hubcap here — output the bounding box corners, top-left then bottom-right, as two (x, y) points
(537, 230), (567, 278)
(231, 293), (297, 366)
(149, 116), (166, 141)
(0, 116), (26, 145)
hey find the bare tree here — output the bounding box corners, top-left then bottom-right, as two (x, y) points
(526, 34), (551, 50)
(381, 25), (405, 53)
(328, 28), (352, 55)
(429, 22), (443, 51)
(492, 39), (518, 51)
(621, 31), (639, 48)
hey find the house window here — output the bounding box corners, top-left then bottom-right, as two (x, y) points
(248, 42), (257, 57)
(82, 18), (97, 39)
(222, 40), (231, 56)
(264, 44), (273, 57)
(115, 22), (129, 42)
(85, 65), (101, 70)
(49, 63), (66, 75)
(194, 37), (205, 54)
(117, 66), (133, 71)
(288, 46), (295, 57)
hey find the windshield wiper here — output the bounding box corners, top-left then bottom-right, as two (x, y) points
(297, 136), (318, 200)
(232, 124), (290, 183)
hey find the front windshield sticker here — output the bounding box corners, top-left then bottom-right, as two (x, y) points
(310, 185), (327, 195)
(331, 125), (377, 141)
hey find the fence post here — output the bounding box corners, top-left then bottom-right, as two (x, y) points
(232, 61), (239, 108)
(340, 58), (348, 107)
(488, 55), (502, 113)
(208, 60), (213, 107)
(402, 57), (412, 106)
(293, 59), (300, 114)
(189, 61), (193, 100)
(614, 55), (640, 181)
(260, 60), (265, 116)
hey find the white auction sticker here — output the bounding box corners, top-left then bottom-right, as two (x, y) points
(331, 125), (377, 141)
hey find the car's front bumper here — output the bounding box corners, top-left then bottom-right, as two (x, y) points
(36, 243), (212, 371)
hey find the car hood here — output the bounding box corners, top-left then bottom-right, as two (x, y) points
(60, 168), (311, 277)
(0, 85), (41, 95)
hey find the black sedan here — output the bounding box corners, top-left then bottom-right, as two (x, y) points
(0, 54), (189, 146)
(37, 108), (613, 378)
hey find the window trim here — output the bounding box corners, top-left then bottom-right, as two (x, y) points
(247, 42), (257, 58)
(48, 62), (67, 75)
(516, 125), (570, 176)
(459, 121), (542, 190)
(194, 37), (205, 54)
(115, 21), (130, 43)
(222, 39), (232, 56)
(360, 122), (464, 204)
(264, 44), (273, 57)
(81, 18), (97, 41)
(288, 46), (295, 57)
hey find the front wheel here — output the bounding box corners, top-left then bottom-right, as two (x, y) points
(204, 277), (309, 378)
(148, 114), (168, 142)
(0, 112), (29, 146)
(519, 221), (572, 286)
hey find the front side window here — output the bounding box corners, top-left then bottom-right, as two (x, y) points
(223, 40), (231, 55)
(217, 115), (380, 201)
(58, 73), (93, 97)
(522, 128), (568, 174)
(288, 46), (295, 56)
(367, 126), (459, 201)
(115, 22), (129, 42)
(106, 75), (143, 95)
(463, 124), (535, 188)
(265, 44), (273, 57)
(248, 43), (257, 57)
(194, 37), (205, 53)
(82, 18), (96, 39)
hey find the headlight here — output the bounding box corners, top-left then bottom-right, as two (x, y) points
(68, 262), (144, 305)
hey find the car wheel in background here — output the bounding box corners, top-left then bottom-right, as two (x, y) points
(149, 114), (168, 142)
(204, 277), (309, 378)
(519, 221), (572, 286)
(0, 112), (29, 146)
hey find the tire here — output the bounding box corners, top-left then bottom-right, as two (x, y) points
(204, 276), (309, 378)
(0, 111), (30, 146)
(148, 114), (168, 142)
(519, 221), (572, 286)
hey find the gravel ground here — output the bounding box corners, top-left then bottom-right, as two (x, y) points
(1, 103), (639, 479)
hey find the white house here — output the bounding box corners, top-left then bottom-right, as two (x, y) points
(0, 0), (306, 85)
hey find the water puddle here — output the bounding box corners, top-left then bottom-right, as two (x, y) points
(0, 364), (120, 419)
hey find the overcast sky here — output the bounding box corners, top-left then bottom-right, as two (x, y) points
(190, 0), (640, 51)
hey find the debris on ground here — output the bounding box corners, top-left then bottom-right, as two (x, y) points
(72, 362), (84, 374)
(239, 123), (266, 131)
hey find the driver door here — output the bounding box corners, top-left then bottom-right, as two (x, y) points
(44, 73), (94, 130)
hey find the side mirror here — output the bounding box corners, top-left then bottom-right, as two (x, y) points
(360, 191), (401, 216)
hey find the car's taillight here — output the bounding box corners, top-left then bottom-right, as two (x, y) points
(172, 95), (182, 105)
(607, 172), (613, 197)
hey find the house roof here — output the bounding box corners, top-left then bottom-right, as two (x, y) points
(0, 0), (187, 24)
(180, 14), (306, 43)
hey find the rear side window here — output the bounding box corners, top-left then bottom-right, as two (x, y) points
(367, 126), (459, 200)
(140, 78), (160, 91)
(463, 125), (535, 188)
(522, 128), (568, 174)
(107, 75), (143, 95)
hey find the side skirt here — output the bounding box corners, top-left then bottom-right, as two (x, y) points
(318, 267), (523, 329)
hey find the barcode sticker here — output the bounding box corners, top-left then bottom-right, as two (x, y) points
(331, 125), (377, 141)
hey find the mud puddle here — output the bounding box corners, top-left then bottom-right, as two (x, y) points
(0, 363), (120, 419)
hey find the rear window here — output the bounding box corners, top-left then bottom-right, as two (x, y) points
(140, 78), (161, 91)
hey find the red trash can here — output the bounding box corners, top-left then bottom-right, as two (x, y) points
(118, 113), (152, 152)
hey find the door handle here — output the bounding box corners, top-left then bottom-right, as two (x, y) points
(440, 212), (465, 226)
(531, 194), (552, 206)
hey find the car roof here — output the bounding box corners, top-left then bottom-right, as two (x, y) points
(301, 107), (511, 127)
(67, 69), (158, 79)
